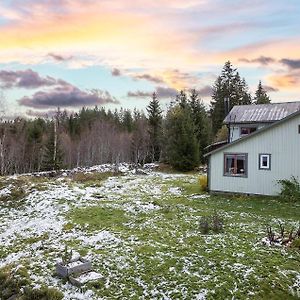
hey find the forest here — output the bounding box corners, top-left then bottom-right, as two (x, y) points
(0, 61), (271, 175)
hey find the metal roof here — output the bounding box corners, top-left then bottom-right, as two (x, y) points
(223, 102), (300, 124)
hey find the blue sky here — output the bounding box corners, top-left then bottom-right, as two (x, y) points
(0, 0), (300, 118)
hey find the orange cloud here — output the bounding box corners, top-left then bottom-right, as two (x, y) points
(268, 73), (300, 90)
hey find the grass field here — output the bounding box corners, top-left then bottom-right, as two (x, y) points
(0, 168), (299, 299)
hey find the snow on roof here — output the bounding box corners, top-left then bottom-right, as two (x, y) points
(224, 101), (300, 124)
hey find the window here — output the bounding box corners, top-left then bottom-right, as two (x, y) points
(240, 127), (257, 136)
(298, 125), (300, 134)
(259, 154), (271, 170)
(224, 153), (247, 177)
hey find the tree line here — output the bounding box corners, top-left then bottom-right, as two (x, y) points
(0, 61), (271, 175)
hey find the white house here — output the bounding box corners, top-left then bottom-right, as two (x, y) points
(205, 102), (300, 196)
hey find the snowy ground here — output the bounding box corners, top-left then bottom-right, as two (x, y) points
(0, 164), (299, 299)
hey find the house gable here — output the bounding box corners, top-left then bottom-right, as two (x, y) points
(207, 110), (300, 195)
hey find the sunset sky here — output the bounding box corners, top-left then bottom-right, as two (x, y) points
(0, 0), (300, 118)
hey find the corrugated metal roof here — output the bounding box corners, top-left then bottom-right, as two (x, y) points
(224, 102), (300, 124)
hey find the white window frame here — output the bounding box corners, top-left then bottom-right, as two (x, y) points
(259, 154), (271, 170)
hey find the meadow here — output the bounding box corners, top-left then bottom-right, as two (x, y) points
(0, 166), (299, 299)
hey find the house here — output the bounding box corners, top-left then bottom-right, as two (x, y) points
(205, 102), (300, 196)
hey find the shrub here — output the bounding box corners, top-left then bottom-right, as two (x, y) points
(0, 267), (63, 300)
(199, 175), (208, 192)
(212, 213), (224, 233)
(199, 213), (224, 234)
(278, 176), (300, 202)
(199, 216), (210, 234)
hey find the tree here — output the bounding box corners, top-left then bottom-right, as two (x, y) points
(189, 89), (211, 162)
(210, 61), (252, 135)
(146, 92), (162, 162)
(176, 90), (188, 109)
(131, 117), (150, 165)
(42, 120), (63, 171)
(164, 105), (199, 171)
(254, 81), (271, 104)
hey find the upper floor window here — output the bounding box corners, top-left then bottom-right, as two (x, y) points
(224, 153), (248, 177)
(240, 127), (257, 136)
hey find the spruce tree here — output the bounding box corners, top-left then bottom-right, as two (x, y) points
(164, 105), (199, 171)
(210, 61), (252, 135)
(146, 92), (162, 162)
(176, 90), (188, 109)
(189, 89), (211, 162)
(254, 81), (271, 104)
(42, 121), (63, 171)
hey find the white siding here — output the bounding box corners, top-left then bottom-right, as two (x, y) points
(210, 114), (300, 195)
(229, 123), (268, 142)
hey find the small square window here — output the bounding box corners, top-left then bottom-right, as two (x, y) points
(259, 154), (271, 170)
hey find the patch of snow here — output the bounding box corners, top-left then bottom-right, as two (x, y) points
(74, 271), (102, 284)
(124, 201), (160, 214)
(79, 230), (121, 249)
(168, 187), (182, 195)
(189, 194), (210, 199)
(195, 289), (208, 300)
(0, 185), (12, 197)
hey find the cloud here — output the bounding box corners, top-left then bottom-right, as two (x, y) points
(18, 84), (119, 109)
(0, 69), (61, 89)
(239, 56), (276, 65)
(127, 91), (152, 98)
(134, 73), (164, 84)
(280, 58), (300, 69)
(268, 71), (300, 89)
(197, 85), (213, 97)
(127, 86), (178, 99)
(262, 85), (278, 92)
(111, 68), (122, 76)
(155, 86), (178, 98)
(48, 53), (73, 62)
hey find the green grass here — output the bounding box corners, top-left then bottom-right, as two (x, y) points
(68, 206), (128, 231)
(66, 186), (300, 298)
(72, 171), (120, 187)
(0, 172), (299, 299)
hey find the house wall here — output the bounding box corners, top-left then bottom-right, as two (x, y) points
(229, 123), (268, 142)
(210, 114), (300, 195)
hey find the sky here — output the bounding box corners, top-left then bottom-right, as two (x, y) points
(0, 0), (300, 118)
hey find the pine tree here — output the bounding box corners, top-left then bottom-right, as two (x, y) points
(164, 105), (199, 171)
(146, 92), (162, 162)
(42, 120), (63, 171)
(254, 81), (271, 104)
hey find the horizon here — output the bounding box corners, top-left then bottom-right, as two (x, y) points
(0, 0), (300, 119)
